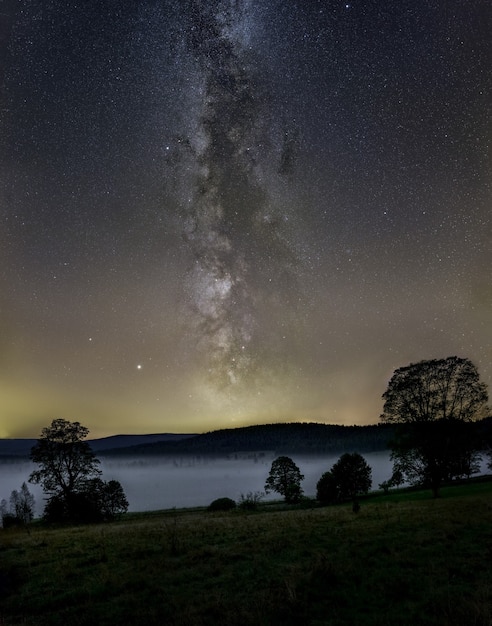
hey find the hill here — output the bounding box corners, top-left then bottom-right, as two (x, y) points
(1, 423), (396, 460)
(88, 433), (196, 452)
(0, 433), (195, 460)
(99, 422), (396, 457)
(0, 439), (37, 459)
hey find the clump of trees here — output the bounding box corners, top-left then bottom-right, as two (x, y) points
(378, 470), (404, 494)
(380, 356), (489, 497)
(317, 453), (372, 504)
(1, 482), (35, 528)
(29, 418), (128, 523)
(265, 456), (304, 503)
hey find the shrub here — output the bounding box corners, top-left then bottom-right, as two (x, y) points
(208, 497), (237, 512)
(238, 491), (264, 511)
(43, 479), (128, 524)
(2, 513), (22, 529)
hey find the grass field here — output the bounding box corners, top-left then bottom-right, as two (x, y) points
(1, 482), (492, 625)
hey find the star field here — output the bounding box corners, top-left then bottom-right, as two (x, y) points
(0, 0), (490, 437)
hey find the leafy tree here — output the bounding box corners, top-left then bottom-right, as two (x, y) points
(378, 470), (403, 494)
(331, 453), (372, 501)
(29, 419), (129, 523)
(265, 456), (304, 503)
(316, 471), (338, 503)
(317, 454), (372, 504)
(29, 418), (101, 500)
(381, 357), (488, 497)
(99, 479), (129, 519)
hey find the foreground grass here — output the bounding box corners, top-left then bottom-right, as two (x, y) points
(1, 483), (492, 625)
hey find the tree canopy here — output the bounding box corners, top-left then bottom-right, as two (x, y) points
(265, 456), (304, 503)
(317, 453), (372, 503)
(29, 418), (128, 523)
(331, 452), (372, 500)
(381, 356), (488, 425)
(380, 357), (489, 496)
(29, 418), (101, 499)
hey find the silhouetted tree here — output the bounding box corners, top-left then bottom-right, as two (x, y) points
(9, 482), (35, 524)
(43, 477), (128, 524)
(379, 470), (403, 494)
(99, 479), (129, 519)
(317, 454), (372, 504)
(265, 456), (304, 503)
(29, 419), (101, 500)
(30, 419), (128, 523)
(1, 483), (35, 527)
(331, 453), (372, 501)
(381, 357), (488, 497)
(316, 471), (338, 503)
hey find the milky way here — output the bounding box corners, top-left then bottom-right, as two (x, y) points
(169, 1), (303, 396)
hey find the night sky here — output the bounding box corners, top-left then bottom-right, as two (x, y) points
(0, 0), (490, 438)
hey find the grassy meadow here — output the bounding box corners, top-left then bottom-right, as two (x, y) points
(1, 482), (492, 625)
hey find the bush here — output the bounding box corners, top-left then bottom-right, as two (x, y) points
(1, 513), (22, 529)
(43, 479), (128, 524)
(238, 491), (264, 511)
(208, 497), (237, 512)
(44, 492), (103, 524)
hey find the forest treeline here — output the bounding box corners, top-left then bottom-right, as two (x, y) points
(101, 417), (492, 458)
(100, 422), (397, 457)
(2, 418), (491, 461)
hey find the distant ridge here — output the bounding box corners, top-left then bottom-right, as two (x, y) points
(0, 424), (394, 459)
(0, 439), (37, 459)
(0, 433), (195, 459)
(3, 418), (490, 460)
(88, 433), (196, 452)
(98, 423), (396, 457)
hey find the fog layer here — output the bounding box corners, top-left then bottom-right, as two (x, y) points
(2, 452), (489, 515)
